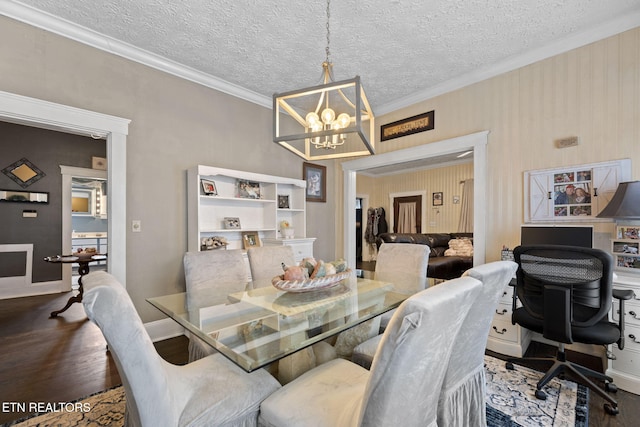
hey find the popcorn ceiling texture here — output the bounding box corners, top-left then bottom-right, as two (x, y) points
(13, 0), (640, 112)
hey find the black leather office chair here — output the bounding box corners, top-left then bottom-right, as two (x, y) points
(508, 245), (634, 416)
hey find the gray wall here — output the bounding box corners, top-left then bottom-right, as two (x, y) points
(0, 16), (336, 321)
(0, 122), (105, 282)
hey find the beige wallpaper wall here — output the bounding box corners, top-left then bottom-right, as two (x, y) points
(336, 27), (640, 262)
(0, 16), (336, 322)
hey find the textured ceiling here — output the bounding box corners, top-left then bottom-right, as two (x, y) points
(6, 0), (640, 115)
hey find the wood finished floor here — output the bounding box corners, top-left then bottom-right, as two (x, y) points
(0, 290), (638, 426)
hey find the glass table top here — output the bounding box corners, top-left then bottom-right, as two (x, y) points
(147, 276), (407, 372)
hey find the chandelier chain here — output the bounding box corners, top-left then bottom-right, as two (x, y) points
(325, 0), (331, 64)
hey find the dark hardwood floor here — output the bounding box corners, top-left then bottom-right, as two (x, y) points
(0, 289), (638, 426)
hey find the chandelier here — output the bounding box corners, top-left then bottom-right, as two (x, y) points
(273, 0), (375, 161)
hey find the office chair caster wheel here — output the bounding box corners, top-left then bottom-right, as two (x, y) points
(535, 390), (547, 400)
(605, 382), (618, 393)
(505, 362), (514, 370)
(604, 403), (619, 415)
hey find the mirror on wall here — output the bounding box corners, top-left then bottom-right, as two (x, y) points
(71, 178), (106, 218)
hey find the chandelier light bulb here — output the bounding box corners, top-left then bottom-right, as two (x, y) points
(311, 122), (323, 132)
(337, 113), (351, 128)
(305, 112), (320, 127)
(321, 107), (336, 125)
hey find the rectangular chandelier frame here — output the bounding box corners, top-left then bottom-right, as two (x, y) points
(273, 76), (375, 161)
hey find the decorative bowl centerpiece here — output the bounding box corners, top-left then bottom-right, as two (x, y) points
(272, 269), (351, 293)
(272, 257), (351, 293)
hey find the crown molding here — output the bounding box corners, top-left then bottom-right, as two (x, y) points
(375, 11), (640, 116)
(0, 1), (272, 109)
(2, 2), (639, 116)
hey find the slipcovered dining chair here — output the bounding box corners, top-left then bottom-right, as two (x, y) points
(350, 243), (430, 368)
(247, 245), (335, 383)
(184, 249), (249, 361)
(246, 245), (296, 286)
(259, 275), (483, 427)
(437, 260), (518, 427)
(82, 271), (280, 427)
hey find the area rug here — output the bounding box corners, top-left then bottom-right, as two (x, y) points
(4, 356), (588, 427)
(485, 355), (589, 427)
(3, 387), (125, 427)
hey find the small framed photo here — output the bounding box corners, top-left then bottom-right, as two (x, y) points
(224, 217), (241, 229)
(432, 192), (443, 206)
(278, 195), (290, 209)
(618, 226), (640, 240)
(237, 179), (261, 199)
(303, 162), (326, 202)
(201, 179), (217, 195)
(242, 231), (261, 249)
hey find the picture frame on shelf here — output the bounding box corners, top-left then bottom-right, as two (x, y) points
(613, 241), (640, 254)
(236, 179), (261, 199)
(617, 226), (640, 240)
(615, 255), (640, 270)
(224, 217), (241, 229)
(303, 162), (326, 202)
(201, 179), (217, 195)
(242, 231), (261, 249)
(278, 194), (290, 209)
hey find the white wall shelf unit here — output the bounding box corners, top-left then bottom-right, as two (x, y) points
(187, 165), (315, 260)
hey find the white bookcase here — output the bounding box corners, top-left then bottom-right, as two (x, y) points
(187, 165), (315, 259)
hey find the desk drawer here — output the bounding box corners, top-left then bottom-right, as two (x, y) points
(493, 302), (512, 319)
(612, 300), (640, 328)
(488, 318), (519, 343)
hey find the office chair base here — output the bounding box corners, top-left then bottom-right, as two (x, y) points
(506, 354), (619, 416)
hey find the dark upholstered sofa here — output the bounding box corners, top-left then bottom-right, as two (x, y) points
(376, 232), (473, 280)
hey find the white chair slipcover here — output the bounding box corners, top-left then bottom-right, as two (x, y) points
(246, 246), (295, 286)
(259, 275), (482, 427)
(184, 249), (249, 362)
(82, 271), (280, 427)
(437, 261), (518, 427)
(350, 243), (430, 368)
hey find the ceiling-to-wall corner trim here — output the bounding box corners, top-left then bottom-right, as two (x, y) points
(0, 90), (129, 287)
(376, 11), (640, 116)
(0, 1), (272, 109)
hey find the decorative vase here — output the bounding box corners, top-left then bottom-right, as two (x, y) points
(282, 228), (295, 239)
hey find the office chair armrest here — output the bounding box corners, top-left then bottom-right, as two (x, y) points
(613, 290), (635, 350)
(613, 289), (635, 301)
(510, 278), (517, 325)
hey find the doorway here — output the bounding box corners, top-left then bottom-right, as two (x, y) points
(392, 195), (422, 233)
(0, 90), (130, 289)
(342, 131), (488, 270)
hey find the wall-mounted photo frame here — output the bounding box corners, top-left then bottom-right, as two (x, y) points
(242, 231), (261, 249)
(237, 179), (261, 199)
(201, 179), (217, 195)
(303, 162), (326, 202)
(224, 217), (241, 229)
(617, 226), (640, 240)
(432, 192), (443, 206)
(0, 189), (49, 204)
(278, 194), (290, 209)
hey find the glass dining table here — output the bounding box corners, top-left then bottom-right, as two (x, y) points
(147, 275), (407, 372)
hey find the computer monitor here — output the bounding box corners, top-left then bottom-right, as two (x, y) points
(520, 225), (593, 248)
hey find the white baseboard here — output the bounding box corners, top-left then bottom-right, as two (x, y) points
(144, 318), (185, 342)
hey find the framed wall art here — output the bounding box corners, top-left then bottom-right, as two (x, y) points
(303, 162), (326, 202)
(432, 192), (443, 206)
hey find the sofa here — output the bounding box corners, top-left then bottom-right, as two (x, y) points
(376, 232), (473, 280)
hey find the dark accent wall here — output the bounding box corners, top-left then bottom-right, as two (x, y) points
(0, 121), (106, 282)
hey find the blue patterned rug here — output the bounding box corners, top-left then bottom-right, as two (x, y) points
(484, 355), (589, 427)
